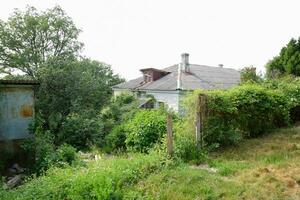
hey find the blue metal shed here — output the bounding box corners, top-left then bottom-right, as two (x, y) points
(0, 80), (39, 141)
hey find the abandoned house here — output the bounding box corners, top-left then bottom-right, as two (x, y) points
(0, 80), (39, 142)
(113, 53), (241, 112)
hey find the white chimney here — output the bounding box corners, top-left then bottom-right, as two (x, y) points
(177, 63), (182, 90)
(181, 53), (190, 72)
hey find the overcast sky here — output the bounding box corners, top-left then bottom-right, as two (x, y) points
(1, 0), (300, 80)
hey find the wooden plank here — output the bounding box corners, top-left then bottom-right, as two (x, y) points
(167, 114), (173, 156)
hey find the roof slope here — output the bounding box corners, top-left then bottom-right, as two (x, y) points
(0, 79), (39, 85)
(113, 64), (240, 91)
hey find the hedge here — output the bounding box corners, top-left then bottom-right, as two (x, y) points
(184, 77), (300, 147)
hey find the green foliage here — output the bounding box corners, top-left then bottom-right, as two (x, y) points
(240, 66), (262, 83)
(0, 153), (167, 200)
(266, 37), (300, 77)
(22, 128), (78, 174)
(0, 6), (82, 77)
(102, 93), (139, 152)
(0, 7), (124, 165)
(263, 76), (300, 123)
(35, 58), (123, 149)
(125, 109), (168, 152)
(172, 119), (208, 164)
(37, 58), (122, 118)
(184, 78), (300, 148)
(56, 144), (77, 165)
(58, 112), (104, 149)
(101, 93), (138, 137)
(105, 124), (127, 151)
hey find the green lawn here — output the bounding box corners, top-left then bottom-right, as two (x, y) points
(123, 126), (300, 200)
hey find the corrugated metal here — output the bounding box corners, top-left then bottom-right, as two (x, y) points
(0, 84), (36, 140)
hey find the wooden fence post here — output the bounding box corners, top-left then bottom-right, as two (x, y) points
(167, 113), (173, 156)
(196, 94), (206, 149)
(196, 95), (201, 149)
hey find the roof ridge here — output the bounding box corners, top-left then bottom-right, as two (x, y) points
(191, 63), (238, 71)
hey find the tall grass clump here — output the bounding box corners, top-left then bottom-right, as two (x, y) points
(0, 153), (169, 200)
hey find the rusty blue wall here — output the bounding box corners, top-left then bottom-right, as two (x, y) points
(0, 85), (35, 140)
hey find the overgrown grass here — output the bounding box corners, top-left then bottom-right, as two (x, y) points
(0, 152), (170, 200)
(123, 126), (300, 200)
(2, 126), (300, 199)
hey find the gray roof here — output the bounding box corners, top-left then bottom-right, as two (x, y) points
(0, 79), (39, 85)
(113, 64), (240, 91)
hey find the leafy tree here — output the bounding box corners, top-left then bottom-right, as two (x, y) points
(240, 66), (261, 83)
(266, 37), (300, 77)
(0, 6), (82, 78)
(35, 58), (123, 148)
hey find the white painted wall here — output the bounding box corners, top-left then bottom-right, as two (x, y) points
(145, 90), (180, 112)
(113, 89), (131, 97)
(113, 89), (186, 113)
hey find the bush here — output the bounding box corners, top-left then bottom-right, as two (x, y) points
(105, 124), (127, 152)
(125, 109), (168, 152)
(172, 119), (208, 164)
(184, 78), (300, 148)
(22, 128), (78, 174)
(58, 112), (104, 149)
(56, 144), (77, 165)
(101, 93), (139, 137)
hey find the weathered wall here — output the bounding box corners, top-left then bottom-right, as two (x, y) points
(0, 85), (35, 140)
(113, 89), (131, 97)
(146, 90), (180, 112)
(113, 88), (188, 113)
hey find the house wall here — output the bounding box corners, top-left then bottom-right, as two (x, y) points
(145, 90), (180, 112)
(113, 89), (189, 113)
(113, 89), (131, 97)
(0, 85), (35, 141)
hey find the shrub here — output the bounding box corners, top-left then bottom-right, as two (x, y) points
(125, 109), (168, 152)
(105, 124), (127, 152)
(58, 112), (104, 149)
(56, 144), (77, 165)
(184, 78), (300, 148)
(22, 128), (78, 174)
(172, 119), (208, 164)
(101, 93), (139, 137)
